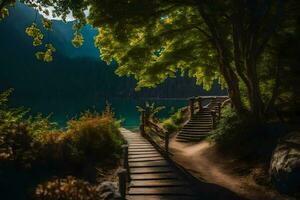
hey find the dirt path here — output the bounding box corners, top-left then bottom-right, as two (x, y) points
(169, 138), (293, 200)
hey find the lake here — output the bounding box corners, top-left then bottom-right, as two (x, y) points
(10, 97), (188, 129)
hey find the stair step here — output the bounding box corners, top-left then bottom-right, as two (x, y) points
(192, 113), (211, 118)
(190, 118), (212, 120)
(181, 129), (211, 132)
(188, 119), (212, 123)
(177, 134), (207, 138)
(181, 125), (212, 130)
(183, 125), (212, 128)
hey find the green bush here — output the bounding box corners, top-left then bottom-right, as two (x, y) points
(66, 108), (123, 163)
(162, 109), (185, 133)
(0, 90), (124, 199)
(0, 90), (123, 169)
(207, 106), (258, 154)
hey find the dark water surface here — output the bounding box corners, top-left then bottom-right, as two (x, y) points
(10, 97), (188, 128)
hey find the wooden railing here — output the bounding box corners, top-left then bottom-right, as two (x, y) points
(139, 110), (171, 155)
(188, 96), (230, 129)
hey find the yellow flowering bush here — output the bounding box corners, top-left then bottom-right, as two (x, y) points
(35, 176), (100, 200)
(67, 107), (123, 163)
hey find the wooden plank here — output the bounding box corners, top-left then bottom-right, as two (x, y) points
(129, 157), (164, 162)
(130, 167), (173, 174)
(129, 149), (157, 152)
(130, 173), (178, 180)
(129, 160), (169, 168)
(120, 128), (198, 199)
(128, 146), (156, 150)
(130, 180), (187, 187)
(129, 154), (162, 159)
(129, 145), (153, 147)
(128, 142), (149, 145)
(129, 151), (160, 155)
(129, 149), (157, 153)
(128, 187), (194, 195)
(127, 195), (197, 200)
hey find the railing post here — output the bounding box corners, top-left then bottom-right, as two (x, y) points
(122, 144), (130, 181)
(165, 131), (170, 155)
(211, 111), (216, 129)
(189, 97), (195, 119)
(217, 102), (221, 120)
(140, 110), (145, 136)
(118, 169), (127, 199)
(197, 96), (202, 111)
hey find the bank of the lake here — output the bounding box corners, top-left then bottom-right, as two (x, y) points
(9, 97), (188, 128)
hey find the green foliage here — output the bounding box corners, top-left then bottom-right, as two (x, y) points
(72, 32), (84, 48)
(136, 101), (165, 121)
(162, 109), (185, 133)
(25, 23), (43, 46)
(4, 0), (300, 118)
(207, 106), (257, 151)
(0, 8), (9, 20)
(66, 107), (123, 162)
(35, 176), (101, 200)
(26, 113), (57, 139)
(35, 43), (56, 62)
(0, 90), (123, 168)
(24, 20), (57, 62)
(42, 18), (52, 31)
(0, 90), (55, 167)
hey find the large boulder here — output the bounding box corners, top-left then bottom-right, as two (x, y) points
(270, 131), (300, 194)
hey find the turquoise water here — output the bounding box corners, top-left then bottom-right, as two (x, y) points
(14, 97), (188, 128)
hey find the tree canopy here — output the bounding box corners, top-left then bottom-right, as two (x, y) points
(1, 0), (299, 121)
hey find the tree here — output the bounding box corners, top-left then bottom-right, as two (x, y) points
(2, 0), (299, 122)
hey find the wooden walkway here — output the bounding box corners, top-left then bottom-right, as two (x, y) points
(120, 128), (198, 200)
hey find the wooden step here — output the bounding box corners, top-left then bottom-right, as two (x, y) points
(130, 180), (187, 187)
(130, 167), (174, 174)
(129, 154), (162, 159)
(128, 187), (194, 195)
(184, 126), (211, 130)
(177, 135), (207, 140)
(180, 128), (212, 133)
(129, 160), (169, 168)
(189, 118), (212, 121)
(130, 173), (178, 180)
(129, 157), (165, 162)
(183, 126), (212, 130)
(127, 195), (198, 200)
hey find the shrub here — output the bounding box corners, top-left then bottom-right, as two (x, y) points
(162, 109), (185, 133)
(34, 176), (101, 200)
(162, 118), (178, 133)
(207, 106), (259, 155)
(0, 90), (57, 168)
(66, 107), (123, 163)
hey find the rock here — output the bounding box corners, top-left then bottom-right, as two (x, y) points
(97, 181), (121, 200)
(270, 131), (300, 194)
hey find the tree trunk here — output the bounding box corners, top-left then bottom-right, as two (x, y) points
(196, 3), (245, 114)
(245, 58), (264, 122)
(219, 49), (245, 114)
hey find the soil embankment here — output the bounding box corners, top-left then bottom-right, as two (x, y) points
(170, 139), (293, 200)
